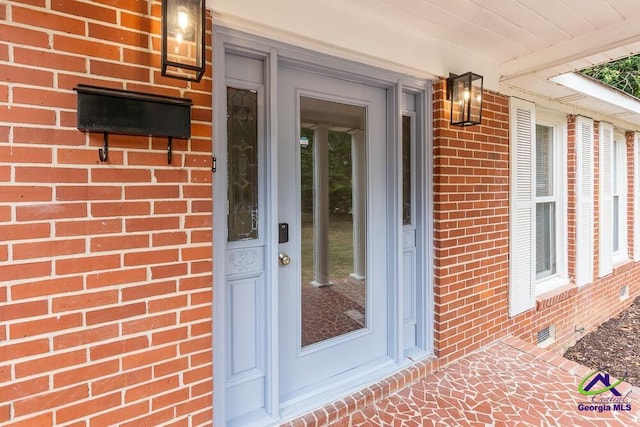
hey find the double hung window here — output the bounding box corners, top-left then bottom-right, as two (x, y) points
(599, 125), (628, 276)
(509, 99), (568, 316)
(535, 125), (556, 280)
(612, 136), (627, 263)
(535, 118), (567, 295)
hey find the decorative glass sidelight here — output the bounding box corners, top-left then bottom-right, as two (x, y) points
(299, 97), (367, 347)
(402, 115), (412, 225)
(227, 87), (259, 241)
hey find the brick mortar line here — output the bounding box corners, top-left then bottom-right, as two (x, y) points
(1, 303), (211, 336)
(1, 331), (211, 379)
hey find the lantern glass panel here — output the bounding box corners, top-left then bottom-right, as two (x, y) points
(162, 0), (205, 82)
(450, 72), (483, 126)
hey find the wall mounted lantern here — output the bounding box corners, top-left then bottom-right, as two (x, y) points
(162, 0), (205, 82)
(447, 72), (483, 126)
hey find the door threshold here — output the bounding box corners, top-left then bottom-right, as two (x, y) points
(279, 356), (395, 420)
(279, 354), (439, 426)
(228, 409), (274, 427)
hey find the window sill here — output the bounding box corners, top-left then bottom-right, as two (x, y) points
(535, 275), (570, 297)
(613, 256), (632, 271)
(535, 281), (577, 311)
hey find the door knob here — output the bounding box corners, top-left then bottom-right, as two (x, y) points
(278, 253), (291, 266)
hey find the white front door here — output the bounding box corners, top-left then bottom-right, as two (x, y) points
(277, 65), (390, 399)
(216, 34), (432, 425)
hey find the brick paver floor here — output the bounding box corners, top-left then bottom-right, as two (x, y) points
(284, 336), (640, 426)
(336, 337), (640, 426)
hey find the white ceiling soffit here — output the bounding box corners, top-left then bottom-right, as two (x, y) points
(209, 0), (640, 125)
(210, 0), (504, 88)
(500, 14), (640, 80)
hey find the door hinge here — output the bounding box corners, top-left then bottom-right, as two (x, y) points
(212, 156), (217, 173)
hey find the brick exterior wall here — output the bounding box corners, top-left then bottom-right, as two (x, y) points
(434, 78), (640, 366)
(433, 80), (510, 364)
(3, 2), (640, 424)
(0, 1), (213, 426)
(510, 116), (640, 354)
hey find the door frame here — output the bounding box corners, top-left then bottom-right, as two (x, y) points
(213, 25), (434, 426)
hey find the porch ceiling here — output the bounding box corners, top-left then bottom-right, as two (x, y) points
(210, 0), (640, 128)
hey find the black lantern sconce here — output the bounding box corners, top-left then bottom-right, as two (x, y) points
(447, 72), (483, 126)
(162, 0), (205, 82)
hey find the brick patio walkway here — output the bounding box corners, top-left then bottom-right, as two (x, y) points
(283, 336), (640, 426)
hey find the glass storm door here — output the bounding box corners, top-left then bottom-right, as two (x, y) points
(277, 65), (389, 399)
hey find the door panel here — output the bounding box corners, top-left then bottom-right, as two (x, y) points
(278, 66), (389, 398)
(224, 55), (268, 421)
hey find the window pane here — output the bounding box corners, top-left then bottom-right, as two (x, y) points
(227, 87), (259, 241)
(536, 125), (553, 197)
(613, 195), (619, 252)
(613, 142), (618, 194)
(402, 115), (412, 225)
(536, 202), (556, 278)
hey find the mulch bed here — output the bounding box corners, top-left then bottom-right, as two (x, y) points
(563, 296), (640, 387)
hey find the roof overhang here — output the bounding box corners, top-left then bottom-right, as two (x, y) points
(550, 73), (640, 115)
(208, 0), (640, 129)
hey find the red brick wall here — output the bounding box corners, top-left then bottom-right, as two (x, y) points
(513, 117), (640, 354)
(434, 80), (640, 364)
(0, 1), (213, 425)
(433, 80), (510, 363)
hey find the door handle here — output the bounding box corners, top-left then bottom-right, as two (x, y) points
(278, 253), (291, 266)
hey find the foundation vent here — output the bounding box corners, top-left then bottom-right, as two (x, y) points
(537, 325), (555, 347)
(620, 285), (629, 301)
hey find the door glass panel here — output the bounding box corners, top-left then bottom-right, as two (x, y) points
(299, 96), (367, 347)
(227, 87), (258, 241)
(402, 115), (412, 225)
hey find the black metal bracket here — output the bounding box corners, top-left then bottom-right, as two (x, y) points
(99, 132), (109, 162)
(97, 133), (175, 164)
(74, 84), (192, 165)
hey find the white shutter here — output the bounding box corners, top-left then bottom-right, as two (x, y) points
(599, 122), (614, 276)
(634, 132), (640, 262)
(576, 116), (594, 287)
(509, 98), (536, 316)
